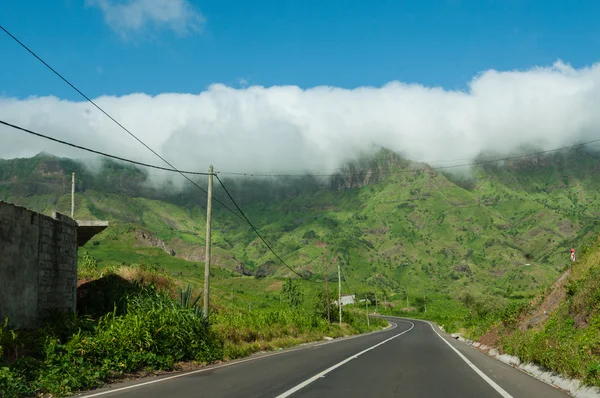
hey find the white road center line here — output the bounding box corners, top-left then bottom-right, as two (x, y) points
(426, 321), (514, 398)
(273, 321), (415, 398)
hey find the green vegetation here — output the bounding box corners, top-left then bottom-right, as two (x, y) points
(6, 150), (600, 301)
(0, 265), (385, 397)
(3, 148), (600, 392)
(1, 285), (222, 397)
(497, 240), (600, 386)
(215, 307), (385, 360)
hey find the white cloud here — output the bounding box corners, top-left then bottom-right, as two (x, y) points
(1, 61), (600, 183)
(86, 0), (205, 38)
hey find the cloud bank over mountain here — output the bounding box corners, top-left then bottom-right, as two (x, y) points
(1, 61), (599, 180)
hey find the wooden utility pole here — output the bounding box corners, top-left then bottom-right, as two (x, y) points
(338, 259), (342, 326)
(71, 172), (75, 218)
(365, 295), (370, 327)
(203, 165), (214, 319)
(325, 260), (330, 323)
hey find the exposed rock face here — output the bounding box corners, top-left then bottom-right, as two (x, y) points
(134, 230), (176, 256)
(234, 263), (252, 276)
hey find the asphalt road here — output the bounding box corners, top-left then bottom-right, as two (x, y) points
(79, 317), (571, 398)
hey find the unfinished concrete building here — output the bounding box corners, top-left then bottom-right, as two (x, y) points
(0, 201), (107, 328)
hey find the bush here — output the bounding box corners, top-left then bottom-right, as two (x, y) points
(302, 230), (318, 240)
(1, 287), (223, 397)
(2, 276), (388, 397)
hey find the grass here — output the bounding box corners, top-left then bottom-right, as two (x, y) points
(501, 313), (600, 385)
(0, 267), (387, 397)
(0, 286), (223, 397)
(215, 307), (386, 360)
(385, 295), (471, 333)
(497, 240), (600, 387)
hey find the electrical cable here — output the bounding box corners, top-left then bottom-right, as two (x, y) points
(5, 23), (600, 287)
(214, 174), (310, 280)
(4, 23), (600, 183)
(340, 268), (352, 294)
(0, 118), (248, 220)
(0, 26), (320, 262)
(0, 120), (211, 175)
(0, 25), (251, 221)
(0, 118), (318, 265)
(4, 118), (598, 255)
(217, 141), (600, 177)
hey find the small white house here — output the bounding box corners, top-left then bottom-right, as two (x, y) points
(339, 294), (356, 306)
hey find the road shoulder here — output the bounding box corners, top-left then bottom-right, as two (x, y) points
(386, 316), (572, 398)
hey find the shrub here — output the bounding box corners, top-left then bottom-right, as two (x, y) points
(1, 287), (223, 397)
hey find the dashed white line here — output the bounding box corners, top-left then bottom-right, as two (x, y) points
(273, 320), (415, 398)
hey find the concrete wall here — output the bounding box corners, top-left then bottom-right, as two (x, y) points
(0, 202), (40, 328)
(0, 202), (78, 328)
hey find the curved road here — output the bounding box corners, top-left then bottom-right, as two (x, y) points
(78, 317), (570, 398)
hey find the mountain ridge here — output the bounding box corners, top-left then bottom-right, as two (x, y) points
(2, 148), (600, 305)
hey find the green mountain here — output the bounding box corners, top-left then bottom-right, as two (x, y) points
(2, 148), (600, 307)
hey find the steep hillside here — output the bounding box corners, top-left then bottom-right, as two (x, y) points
(481, 234), (600, 387)
(2, 148), (600, 306)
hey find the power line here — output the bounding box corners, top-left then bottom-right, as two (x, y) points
(4, 22), (600, 182)
(5, 115), (596, 192)
(0, 24), (251, 221)
(339, 267), (352, 294)
(217, 140), (600, 178)
(0, 120), (212, 175)
(0, 118), (247, 220)
(212, 151), (543, 176)
(214, 174), (309, 280)
(0, 118), (316, 260)
(0, 25), (170, 171)
(0, 25), (336, 257)
(5, 23), (600, 286)
(5, 118), (598, 242)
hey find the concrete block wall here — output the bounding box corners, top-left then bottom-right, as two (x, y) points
(0, 202), (78, 328)
(37, 212), (78, 316)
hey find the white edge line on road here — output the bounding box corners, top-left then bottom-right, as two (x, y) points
(424, 320), (514, 398)
(273, 320), (415, 398)
(78, 322), (398, 397)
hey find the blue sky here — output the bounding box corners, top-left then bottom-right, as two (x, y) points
(1, 0), (599, 100)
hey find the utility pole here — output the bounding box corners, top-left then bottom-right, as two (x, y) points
(375, 291), (378, 314)
(366, 296), (370, 327)
(325, 259), (331, 323)
(203, 165), (213, 319)
(338, 259), (342, 326)
(71, 172), (75, 218)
